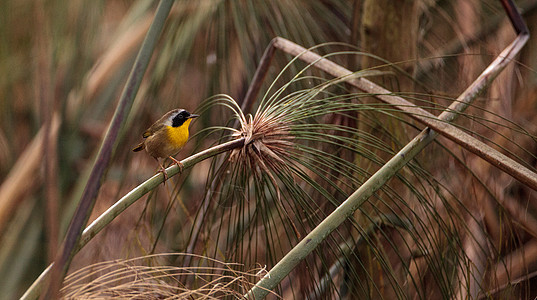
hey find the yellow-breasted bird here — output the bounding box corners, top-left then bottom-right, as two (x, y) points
(133, 109), (198, 178)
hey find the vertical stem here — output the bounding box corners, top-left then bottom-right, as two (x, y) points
(241, 38), (277, 114)
(34, 0), (59, 263)
(42, 1), (175, 299)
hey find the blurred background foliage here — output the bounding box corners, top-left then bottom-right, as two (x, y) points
(1, 0), (537, 299)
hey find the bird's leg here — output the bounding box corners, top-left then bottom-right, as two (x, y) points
(168, 156), (184, 173)
(154, 157), (168, 181)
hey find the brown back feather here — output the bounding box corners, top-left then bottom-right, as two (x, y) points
(132, 109), (180, 153)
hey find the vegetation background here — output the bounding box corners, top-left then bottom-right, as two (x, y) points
(1, 0), (537, 299)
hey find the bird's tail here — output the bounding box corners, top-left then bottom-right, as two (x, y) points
(132, 142), (145, 152)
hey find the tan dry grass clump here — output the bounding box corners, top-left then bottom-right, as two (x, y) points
(61, 253), (268, 299)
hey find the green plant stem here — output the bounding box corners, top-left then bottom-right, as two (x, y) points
(245, 14), (529, 300)
(20, 138), (245, 300)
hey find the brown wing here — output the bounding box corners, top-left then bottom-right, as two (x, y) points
(133, 127), (154, 152)
(132, 109), (180, 152)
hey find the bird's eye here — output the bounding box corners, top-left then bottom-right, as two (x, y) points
(178, 114), (183, 119)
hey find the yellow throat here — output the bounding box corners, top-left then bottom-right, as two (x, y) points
(166, 118), (192, 149)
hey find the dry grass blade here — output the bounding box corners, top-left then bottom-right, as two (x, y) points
(493, 238), (537, 291)
(83, 14), (152, 103)
(454, 214), (490, 300)
(0, 115), (60, 234)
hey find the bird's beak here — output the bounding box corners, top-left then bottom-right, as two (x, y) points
(189, 114), (199, 119)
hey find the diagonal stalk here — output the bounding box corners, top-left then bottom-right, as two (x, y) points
(20, 138), (245, 300)
(39, 1), (175, 298)
(263, 36), (537, 191)
(245, 1), (529, 298)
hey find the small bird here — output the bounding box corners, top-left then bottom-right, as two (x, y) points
(133, 109), (199, 179)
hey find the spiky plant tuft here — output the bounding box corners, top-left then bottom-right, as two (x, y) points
(231, 113), (293, 178)
(181, 57), (412, 297)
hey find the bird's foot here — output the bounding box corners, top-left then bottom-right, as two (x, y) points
(169, 156), (184, 173)
(158, 165), (169, 181)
